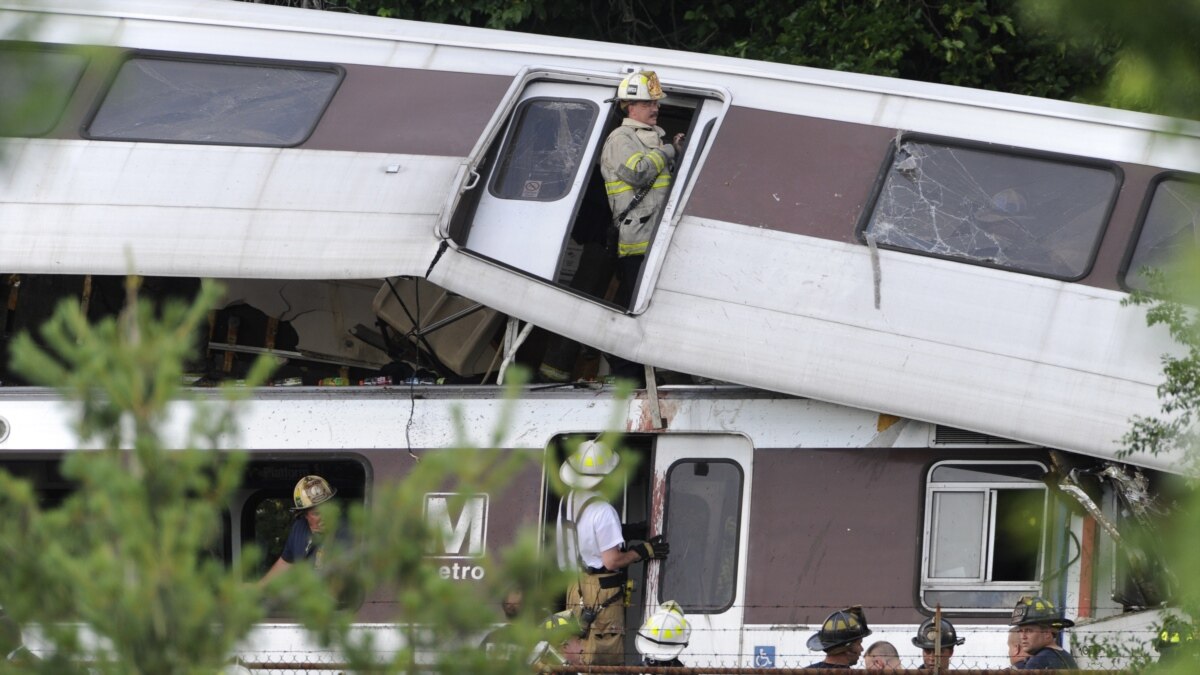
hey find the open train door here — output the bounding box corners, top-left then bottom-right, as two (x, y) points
(646, 434), (753, 668)
(440, 68), (727, 309)
(455, 77), (614, 281)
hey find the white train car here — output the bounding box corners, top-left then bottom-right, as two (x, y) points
(0, 385), (1170, 669)
(0, 0), (1197, 469)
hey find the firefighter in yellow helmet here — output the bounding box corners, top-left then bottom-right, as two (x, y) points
(260, 475), (338, 584)
(601, 70), (684, 311)
(1009, 595), (1078, 670)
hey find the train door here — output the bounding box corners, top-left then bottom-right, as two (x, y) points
(444, 69), (727, 310)
(646, 434), (753, 667)
(461, 80), (611, 281)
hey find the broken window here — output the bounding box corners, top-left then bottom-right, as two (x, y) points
(659, 459), (742, 612)
(489, 98), (598, 202)
(86, 56), (342, 146)
(1124, 174), (1200, 291)
(921, 461), (1047, 613)
(0, 44), (88, 137)
(863, 138), (1119, 279)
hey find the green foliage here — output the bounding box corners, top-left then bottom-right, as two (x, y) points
(1120, 259), (1200, 464)
(683, 0), (1113, 100)
(0, 279), (627, 671)
(1074, 630), (1155, 671)
(246, 0), (1116, 101)
(0, 279), (273, 674)
(1022, 0), (1200, 118)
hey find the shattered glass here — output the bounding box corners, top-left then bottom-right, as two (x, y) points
(490, 99), (596, 202)
(1125, 176), (1200, 290)
(87, 58), (341, 146)
(865, 140), (1119, 278)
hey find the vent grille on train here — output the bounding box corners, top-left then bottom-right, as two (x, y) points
(933, 425), (1033, 447)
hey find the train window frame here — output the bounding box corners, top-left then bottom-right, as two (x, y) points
(238, 456), (368, 582)
(81, 50), (344, 147)
(658, 458), (743, 614)
(487, 96), (600, 203)
(856, 133), (1123, 282)
(1119, 171), (1200, 292)
(920, 460), (1049, 614)
(0, 42), (89, 138)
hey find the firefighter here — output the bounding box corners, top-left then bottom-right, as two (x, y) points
(911, 617), (964, 670)
(260, 475), (338, 584)
(805, 606), (872, 669)
(529, 610), (585, 670)
(1010, 595), (1078, 670)
(1152, 615), (1195, 666)
(601, 69), (684, 311)
(636, 601), (690, 667)
(555, 439), (669, 665)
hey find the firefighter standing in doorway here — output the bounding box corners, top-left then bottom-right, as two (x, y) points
(601, 70), (684, 311)
(537, 70), (682, 384)
(556, 439), (669, 665)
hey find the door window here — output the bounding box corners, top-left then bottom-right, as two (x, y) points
(489, 98), (598, 202)
(659, 459), (743, 612)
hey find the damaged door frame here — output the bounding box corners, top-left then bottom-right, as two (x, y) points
(435, 65), (730, 315)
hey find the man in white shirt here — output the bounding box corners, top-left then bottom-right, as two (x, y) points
(556, 439), (669, 665)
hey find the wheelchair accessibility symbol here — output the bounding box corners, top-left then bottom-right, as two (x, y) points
(754, 645), (775, 667)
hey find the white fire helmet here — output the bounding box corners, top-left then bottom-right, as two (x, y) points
(636, 600), (690, 661)
(291, 475), (336, 511)
(559, 439), (620, 489)
(613, 70), (666, 102)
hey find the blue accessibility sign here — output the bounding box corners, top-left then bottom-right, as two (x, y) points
(753, 645), (775, 668)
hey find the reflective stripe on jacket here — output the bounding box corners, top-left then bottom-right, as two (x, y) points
(600, 118), (675, 257)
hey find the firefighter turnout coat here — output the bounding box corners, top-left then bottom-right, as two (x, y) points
(600, 118), (676, 257)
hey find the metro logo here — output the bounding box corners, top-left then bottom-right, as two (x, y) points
(424, 492), (488, 559)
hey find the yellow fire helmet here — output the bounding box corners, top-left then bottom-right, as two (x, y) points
(291, 475), (336, 511)
(612, 70), (666, 102)
(1009, 595), (1075, 629)
(636, 600), (690, 661)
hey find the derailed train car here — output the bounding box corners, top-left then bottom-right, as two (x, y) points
(0, 0), (1198, 465)
(0, 0), (1195, 668)
(0, 385), (1177, 668)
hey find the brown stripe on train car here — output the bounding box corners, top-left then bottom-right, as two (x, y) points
(304, 65), (512, 157)
(685, 106), (895, 244)
(742, 446), (1050, 626)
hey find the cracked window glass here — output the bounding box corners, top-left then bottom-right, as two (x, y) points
(87, 57), (341, 146)
(490, 99), (597, 202)
(0, 45), (87, 137)
(864, 140), (1118, 279)
(1125, 176), (1200, 291)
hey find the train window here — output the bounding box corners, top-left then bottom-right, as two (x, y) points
(489, 98), (599, 202)
(861, 137), (1120, 280)
(659, 459), (742, 613)
(85, 55), (343, 146)
(239, 458), (367, 579)
(0, 44), (88, 137)
(921, 461), (1047, 613)
(1123, 174), (1200, 291)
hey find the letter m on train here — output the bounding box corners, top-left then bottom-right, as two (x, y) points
(424, 493), (489, 558)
